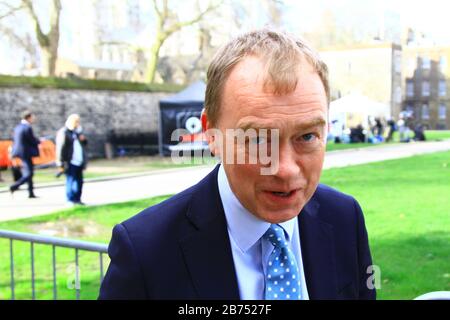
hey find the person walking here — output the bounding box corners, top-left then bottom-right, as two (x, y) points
(386, 118), (397, 142)
(9, 110), (40, 198)
(56, 114), (88, 206)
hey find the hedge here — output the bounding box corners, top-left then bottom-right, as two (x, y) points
(0, 74), (184, 93)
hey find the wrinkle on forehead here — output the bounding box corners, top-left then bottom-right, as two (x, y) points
(237, 115), (326, 131)
(219, 56), (328, 127)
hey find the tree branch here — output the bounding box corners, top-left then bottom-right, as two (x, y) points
(0, 2), (25, 20)
(165, 0), (222, 36)
(22, 0), (49, 47)
(0, 24), (30, 50)
(48, 0), (61, 44)
(151, 0), (162, 18)
(162, 0), (169, 19)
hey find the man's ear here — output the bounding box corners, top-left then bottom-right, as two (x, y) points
(202, 110), (220, 157)
(201, 109), (207, 133)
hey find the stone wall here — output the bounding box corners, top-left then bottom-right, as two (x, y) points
(0, 87), (170, 158)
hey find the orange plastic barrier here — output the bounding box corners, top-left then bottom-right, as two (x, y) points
(0, 140), (56, 168)
(0, 140), (11, 168)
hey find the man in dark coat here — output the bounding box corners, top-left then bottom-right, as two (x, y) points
(99, 29), (376, 300)
(9, 110), (40, 198)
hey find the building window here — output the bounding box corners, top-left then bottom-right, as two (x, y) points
(406, 104), (414, 117)
(422, 81), (430, 96)
(439, 104), (447, 119)
(440, 56), (447, 71)
(439, 80), (446, 96)
(422, 104), (430, 119)
(422, 56), (431, 70)
(406, 81), (414, 97)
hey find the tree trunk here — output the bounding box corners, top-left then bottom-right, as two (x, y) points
(23, 0), (61, 76)
(40, 47), (51, 76)
(40, 42), (58, 76)
(146, 37), (164, 83)
(46, 0), (60, 76)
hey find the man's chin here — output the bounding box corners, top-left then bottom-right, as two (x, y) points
(255, 207), (302, 224)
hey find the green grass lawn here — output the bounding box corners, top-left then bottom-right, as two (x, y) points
(0, 151), (449, 300)
(0, 74), (183, 93)
(0, 196), (168, 300)
(320, 151), (450, 299)
(425, 130), (450, 141)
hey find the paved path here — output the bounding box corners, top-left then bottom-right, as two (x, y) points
(323, 140), (450, 169)
(1, 140), (450, 222)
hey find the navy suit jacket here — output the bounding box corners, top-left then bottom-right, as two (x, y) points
(99, 165), (376, 300)
(11, 123), (40, 159)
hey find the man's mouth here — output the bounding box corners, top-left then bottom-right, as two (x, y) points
(263, 189), (300, 201)
(271, 191), (294, 197)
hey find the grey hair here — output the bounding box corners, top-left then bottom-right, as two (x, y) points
(205, 28), (330, 126)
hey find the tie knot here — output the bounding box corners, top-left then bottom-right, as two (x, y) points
(263, 224), (288, 248)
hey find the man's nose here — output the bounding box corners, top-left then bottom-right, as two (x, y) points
(273, 142), (301, 180)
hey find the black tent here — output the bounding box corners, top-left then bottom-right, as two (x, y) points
(158, 80), (206, 156)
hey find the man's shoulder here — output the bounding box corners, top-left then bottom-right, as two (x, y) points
(114, 166), (221, 254)
(310, 183), (361, 225)
(117, 165), (219, 245)
(314, 183), (356, 205)
(14, 123), (27, 132)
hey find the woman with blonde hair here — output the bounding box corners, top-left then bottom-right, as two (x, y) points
(55, 114), (88, 206)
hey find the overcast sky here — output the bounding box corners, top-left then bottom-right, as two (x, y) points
(284, 0), (450, 43)
(2, 0), (450, 75)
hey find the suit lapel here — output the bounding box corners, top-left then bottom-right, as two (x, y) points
(179, 166), (338, 300)
(179, 165), (240, 300)
(299, 197), (338, 299)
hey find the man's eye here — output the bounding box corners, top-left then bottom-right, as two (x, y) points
(300, 133), (316, 142)
(249, 136), (267, 145)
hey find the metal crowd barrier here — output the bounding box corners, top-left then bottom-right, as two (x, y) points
(0, 229), (108, 300)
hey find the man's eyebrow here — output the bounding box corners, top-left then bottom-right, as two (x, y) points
(294, 117), (327, 130)
(236, 117), (326, 131)
(236, 120), (276, 131)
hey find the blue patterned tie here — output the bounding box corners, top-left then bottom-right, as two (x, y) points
(263, 224), (301, 300)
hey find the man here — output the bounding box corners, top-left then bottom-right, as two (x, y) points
(9, 110), (40, 198)
(99, 29), (376, 300)
(55, 114), (88, 206)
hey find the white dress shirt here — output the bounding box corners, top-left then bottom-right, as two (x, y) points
(217, 165), (309, 300)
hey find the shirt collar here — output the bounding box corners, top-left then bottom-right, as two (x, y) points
(21, 119), (31, 126)
(217, 164), (297, 253)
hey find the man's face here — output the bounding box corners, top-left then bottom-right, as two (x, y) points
(209, 56), (328, 224)
(28, 115), (35, 124)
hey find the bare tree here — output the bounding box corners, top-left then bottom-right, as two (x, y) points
(0, 0), (61, 76)
(22, 0), (61, 76)
(146, 0), (222, 83)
